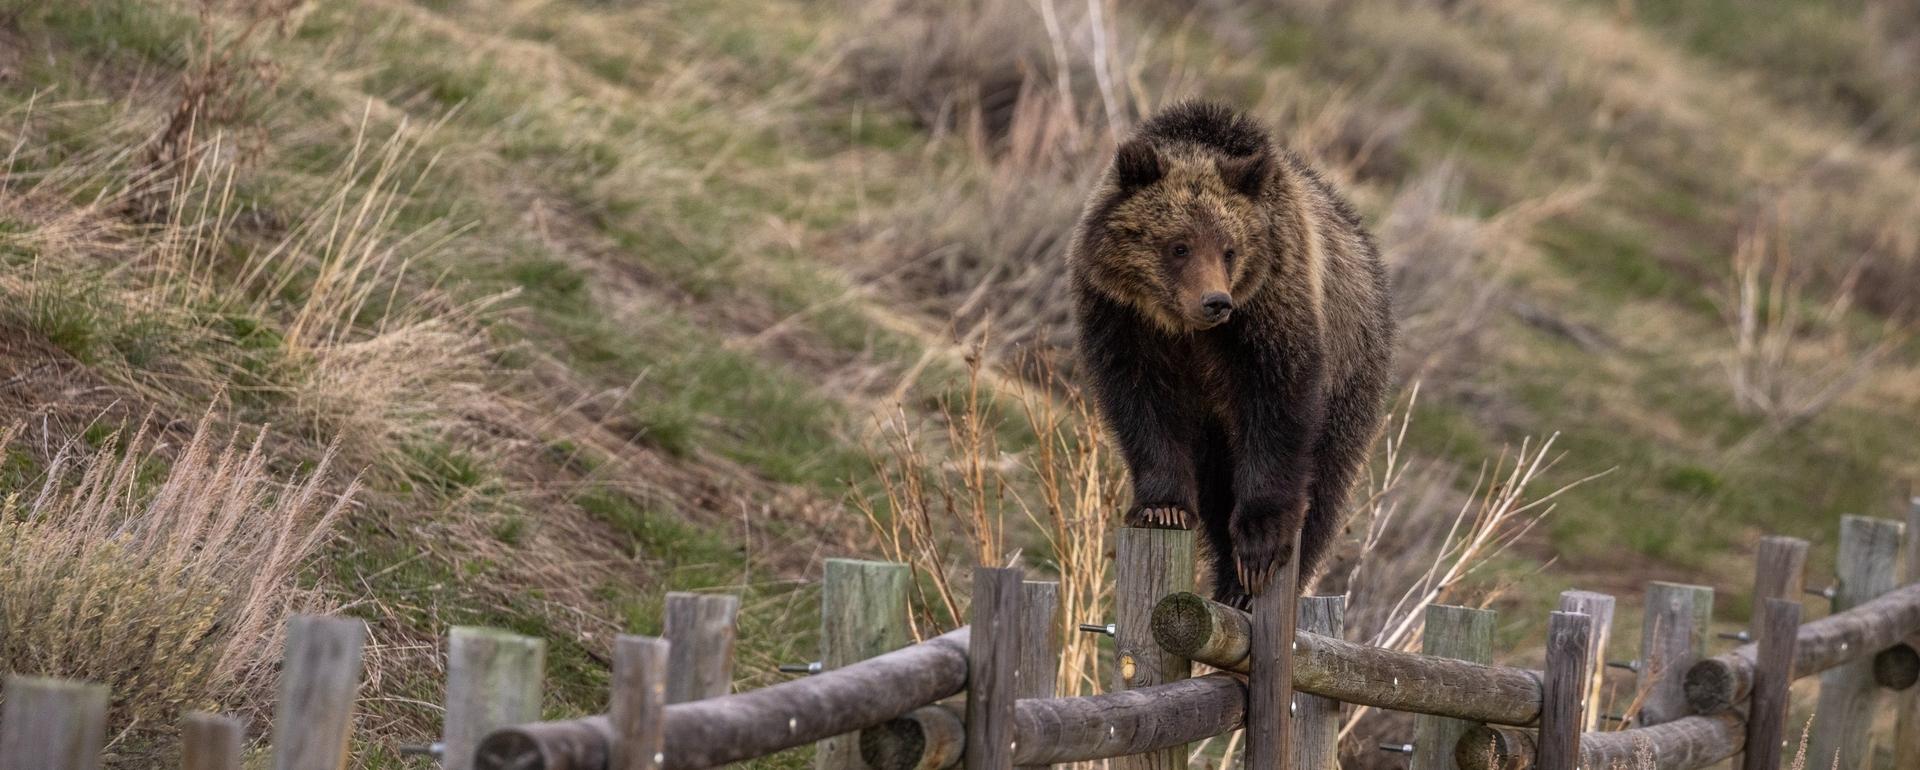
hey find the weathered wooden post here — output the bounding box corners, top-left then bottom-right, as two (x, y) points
(1292, 595), (1344, 770)
(0, 676), (108, 770)
(1114, 527), (1195, 770)
(612, 635), (671, 770)
(445, 627), (547, 770)
(1246, 531), (1302, 770)
(1637, 582), (1714, 726)
(1743, 598), (1802, 770)
(1729, 536), (1808, 770)
(1017, 580), (1062, 770)
(664, 592), (741, 703)
(274, 614), (366, 770)
(1809, 515), (1905, 770)
(182, 712), (245, 770)
(818, 559), (913, 770)
(969, 567), (1024, 770)
(1897, 496), (1920, 770)
(1537, 610), (1593, 770)
(1557, 590), (1616, 731)
(1412, 605), (1496, 770)
(1753, 536), (1810, 634)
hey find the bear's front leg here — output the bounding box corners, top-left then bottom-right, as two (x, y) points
(1122, 444), (1198, 530)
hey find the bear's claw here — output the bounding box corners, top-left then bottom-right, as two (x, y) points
(1126, 504), (1193, 530)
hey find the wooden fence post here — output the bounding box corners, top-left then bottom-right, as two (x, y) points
(818, 559), (912, 770)
(273, 614), (366, 770)
(1246, 531), (1302, 770)
(664, 592), (741, 703)
(1292, 595), (1344, 770)
(1743, 598), (1802, 770)
(968, 567), (1024, 770)
(612, 635), (671, 770)
(1897, 496), (1920, 770)
(1637, 582), (1714, 726)
(1537, 610), (1593, 770)
(1557, 590), (1616, 731)
(0, 676), (108, 770)
(1732, 536), (1808, 770)
(1113, 528), (1195, 770)
(1809, 515), (1905, 770)
(1017, 580), (1062, 770)
(1753, 536), (1810, 634)
(1412, 605), (1496, 770)
(182, 712), (245, 770)
(445, 627), (546, 770)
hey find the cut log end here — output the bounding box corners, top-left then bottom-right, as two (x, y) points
(1150, 592), (1217, 659)
(1873, 643), (1920, 691)
(1454, 724), (1532, 770)
(860, 717), (929, 770)
(1683, 658), (1739, 714)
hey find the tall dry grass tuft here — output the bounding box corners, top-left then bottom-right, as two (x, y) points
(0, 408), (352, 730)
(855, 348), (1122, 696)
(1333, 385), (1609, 744)
(1720, 198), (1907, 428)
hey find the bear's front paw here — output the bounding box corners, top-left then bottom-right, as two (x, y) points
(1125, 503), (1194, 530)
(1230, 520), (1298, 596)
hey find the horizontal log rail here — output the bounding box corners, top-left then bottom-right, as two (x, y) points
(1456, 714), (1745, 770)
(1151, 592), (1546, 725)
(1683, 581), (1920, 714)
(474, 629), (970, 770)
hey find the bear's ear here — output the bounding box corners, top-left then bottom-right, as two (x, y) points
(1113, 138), (1163, 191)
(1216, 151), (1272, 198)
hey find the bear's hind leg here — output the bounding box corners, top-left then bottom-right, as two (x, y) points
(1298, 384), (1385, 587)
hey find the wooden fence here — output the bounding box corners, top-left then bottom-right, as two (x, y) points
(7, 507), (1920, 770)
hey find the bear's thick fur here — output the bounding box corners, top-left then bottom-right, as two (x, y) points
(1068, 101), (1394, 605)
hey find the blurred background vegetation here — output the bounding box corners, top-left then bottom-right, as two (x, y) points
(0, 0), (1916, 766)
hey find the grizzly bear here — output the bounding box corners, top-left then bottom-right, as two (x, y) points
(1069, 101), (1393, 607)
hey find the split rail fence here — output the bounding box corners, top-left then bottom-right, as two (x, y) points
(9, 507), (1920, 770)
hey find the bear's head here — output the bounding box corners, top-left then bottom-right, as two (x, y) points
(1080, 137), (1276, 334)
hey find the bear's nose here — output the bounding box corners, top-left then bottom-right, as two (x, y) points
(1201, 293), (1233, 321)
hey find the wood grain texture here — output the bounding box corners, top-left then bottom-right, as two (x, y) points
(182, 712), (245, 770)
(1015, 580), (1062, 770)
(0, 676), (108, 770)
(1244, 532), (1300, 770)
(1537, 610), (1592, 770)
(1557, 591), (1616, 732)
(446, 627), (547, 770)
(1752, 537), (1810, 635)
(818, 559), (912, 770)
(1412, 605), (1495, 770)
(612, 636), (670, 770)
(1809, 515), (1904, 770)
(1685, 578), (1920, 714)
(1638, 582), (1714, 726)
(273, 614), (366, 770)
(967, 567), (1023, 770)
(1742, 599), (1801, 770)
(1113, 528), (1194, 770)
(664, 593), (741, 703)
(1899, 496), (1920, 770)
(1458, 713), (1747, 770)
(1151, 592), (1544, 725)
(477, 629), (971, 770)
(1291, 595), (1344, 770)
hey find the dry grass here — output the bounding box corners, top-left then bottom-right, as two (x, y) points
(0, 409), (352, 736)
(1720, 197), (1908, 428)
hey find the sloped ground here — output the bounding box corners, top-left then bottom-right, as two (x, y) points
(1, 0), (1916, 767)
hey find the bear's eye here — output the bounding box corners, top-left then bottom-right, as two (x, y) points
(1170, 243), (1190, 259)
(1224, 248), (1237, 264)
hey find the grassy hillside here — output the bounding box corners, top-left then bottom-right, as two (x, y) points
(1, 0), (1916, 766)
